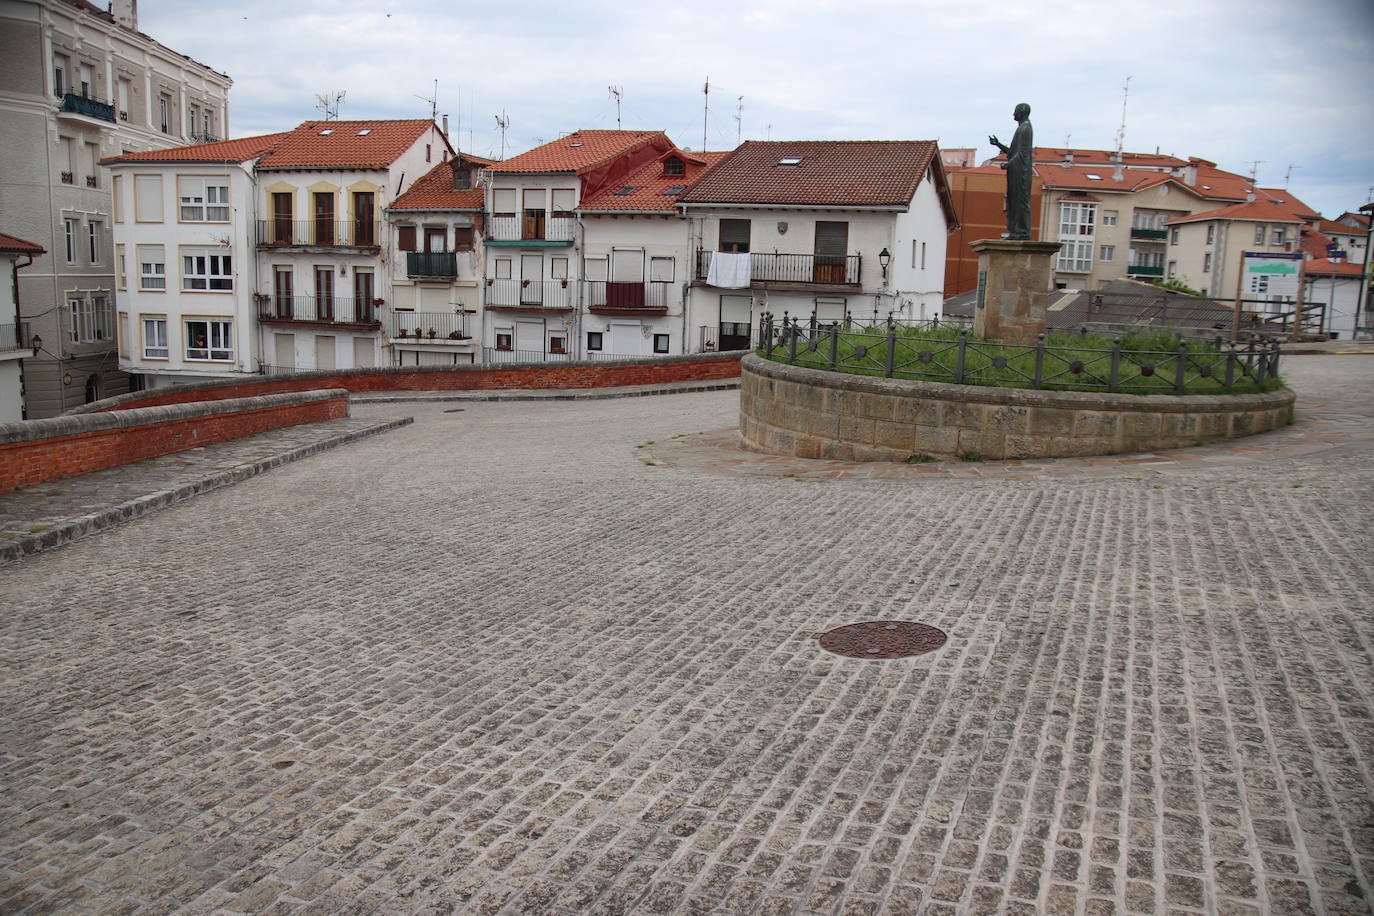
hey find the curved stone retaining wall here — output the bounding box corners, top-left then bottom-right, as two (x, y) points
(69, 352), (744, 414)
(0, 390), (349, 494)
(740, 354), (1295, 461)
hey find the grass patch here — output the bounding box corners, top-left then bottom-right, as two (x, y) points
(763, 323), (1282, 396)
(903, 453), (936, 464)
(958, 451), (984, 462)
(27, 524), (51, 534)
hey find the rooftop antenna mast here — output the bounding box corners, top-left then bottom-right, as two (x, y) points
(702, 76), (710, 153)
(1248, 160), (1264, 185)
(1113, 76), (1131, 156)
(1284, 163), (1300, 188)
(315, 90), (346, 121)
(734, 96), (743, 145)
(494, 111), (509, 160)
(608, 85), (623, 130)
(415, 79), (438, 123)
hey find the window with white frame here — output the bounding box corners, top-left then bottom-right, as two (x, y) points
(178, 177), (230, 221)
(550, 257), (569, 280)
(116, 244), (125, 289)
(1057, 202), (1096, 272)
(138, 245), (166, 290)
(68, 294), (114, 343)
(159, 96), (170, 133)
(1100, 245), (1115, 261)
(650, 256), (675, 282)
(1102, 210), (1118, 227)
(494, 258), (512, 280)
(181, 249), (233, 290)
(184, 319), (232, 360)
(1271, 227), (1285, 245)
(1254, 224), (1266, 245)
(64, 218), (78, 262)
(142, 316), (168, 358)
(1203, 252), (1212, 273)
(1206, 225), (1215, 244)
(87, 220), (102, 263)
(1167, 261), (1177, 279)
(1170, 227), (1179, 245)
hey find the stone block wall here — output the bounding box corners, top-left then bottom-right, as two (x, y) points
(740, 355), (1295, 461)
(0, 390), (349, 494)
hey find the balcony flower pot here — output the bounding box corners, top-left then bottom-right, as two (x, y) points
(372, 298), (385, 306)
(521, 279), (531, 287)
(428, 329), (437, 339)
(560, 279), (568, 288)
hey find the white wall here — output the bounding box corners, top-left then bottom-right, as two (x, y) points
(1304, 273), (1364, 339)
(890, 172), (950, 318)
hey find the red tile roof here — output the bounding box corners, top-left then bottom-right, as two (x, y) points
(486, 130), (671, 174)
(1165, 200), (1306, 225)
(580, 150), (731, 212)
(1035, 164), (1171, 193)
(0, 232), (45, 254)
(389, 156), (493, 211)
(1032, 147), (1190, 169)
(255, 120), (436, 170)
(101, 132), (289, 165)
(678, 140), (940, 208)
(1253, 187), (1320, 220)
(1303, 257), (1366, 277)
(1338, 211), (1371, 230)
(1317, 218), (1364, 236)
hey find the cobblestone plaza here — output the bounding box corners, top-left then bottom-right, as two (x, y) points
(2, 356), (1372, 914)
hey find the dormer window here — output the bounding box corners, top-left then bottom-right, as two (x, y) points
(663, 157), (684, 176)
(777, 156), (803, 167)
(453, 168), (471, 190)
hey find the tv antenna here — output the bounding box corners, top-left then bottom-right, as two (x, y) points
(734, 96), (743, 146)
(608, 85), (623, 130)
(702, 76), (710, 154)
(1248, 160), (1264, 185)
(494, 111), (510, 159)
(415, 79), (438, 122)
(315, 90), (346, 121)
(1113, 76), (1131, 155)
(1283, 163), (1300, 188)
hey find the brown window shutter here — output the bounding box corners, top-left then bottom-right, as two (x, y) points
(398, 225), (416, 251)
(454, 227), (475, 251)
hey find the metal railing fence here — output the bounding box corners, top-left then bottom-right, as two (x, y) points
(256, 219), (382, 247)
(390, 311), (470, 340)
(257, 295), (379, 325)
(757, 312), (1282, 394)
(695, 249), (862, 285)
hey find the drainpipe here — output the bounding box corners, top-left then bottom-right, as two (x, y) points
(14, 254), (35, 418)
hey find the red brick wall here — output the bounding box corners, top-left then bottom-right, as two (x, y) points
(94, 356), (743, 412)
(0, 396), (348, 494)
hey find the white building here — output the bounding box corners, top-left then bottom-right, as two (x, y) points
(678, 140), (959, 350)
(480, 130), (677, 360)
(385, 152), (491, 366)
(104, 119), (452, 384)
(0, 0), (231, 415)
(1, 232), (45, 422)
(577, 148), (729, 357)
(102, 134), (279, 386)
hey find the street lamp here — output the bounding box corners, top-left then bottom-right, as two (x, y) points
(30, 333), (41, 357)
(878, 247), (891, 281)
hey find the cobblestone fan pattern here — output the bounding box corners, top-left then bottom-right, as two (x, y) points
(2, 357), (1372, 915)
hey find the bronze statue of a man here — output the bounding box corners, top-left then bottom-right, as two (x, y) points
(989, 103), (1033, 240)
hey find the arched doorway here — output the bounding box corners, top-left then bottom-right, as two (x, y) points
(84, 373), (101, 404)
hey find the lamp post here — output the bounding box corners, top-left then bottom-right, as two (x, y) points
(878, 247), (891, 283)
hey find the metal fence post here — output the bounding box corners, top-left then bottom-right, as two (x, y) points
(1225, 342), (1237, 388)
(1174, 342), (1187, 393)
(1109, 338), (1121, 389)
(956, 331), (968, 384)
(829, 321), (839, 369)
(1034, 334), (1046, 387)
(786, 313), (798, 361)
(885, 321), (897, 376)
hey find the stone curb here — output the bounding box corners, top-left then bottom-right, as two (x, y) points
(351, 380), (741, 403)
(0, 416), (412, 567)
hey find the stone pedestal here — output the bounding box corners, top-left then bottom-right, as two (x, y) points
(970, 239), (1063, 344)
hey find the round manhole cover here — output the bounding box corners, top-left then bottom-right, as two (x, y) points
(816, 621), (947, 659)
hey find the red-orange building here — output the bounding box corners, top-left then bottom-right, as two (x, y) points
(943, 166), (1043, 297)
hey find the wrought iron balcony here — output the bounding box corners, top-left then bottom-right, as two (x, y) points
(60, 171), (74, 184)
(695, 249), (862, 286)
(584, 280), (671, 313)
(256, 295), (381, 326)
(1130, 228), (1169, 241)
(389, 311), (471, 342)
(256, 220), (382, 248)
(0, 322), (32, 354)
(484, 278), (574, 310)
(85, 175), (99, 188)
(58, 92), (116, 123)
(485, 211), (575, 244)
(406, 251), (458, 278)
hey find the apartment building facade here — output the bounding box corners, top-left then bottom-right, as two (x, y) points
(678, 140), (958, 350)
(0, 0), (231, 416)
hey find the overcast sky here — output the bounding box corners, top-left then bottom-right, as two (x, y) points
(141, 0), (1374, 220)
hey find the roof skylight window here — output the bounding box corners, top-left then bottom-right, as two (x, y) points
(357, 129), (372, 136)
(319, 129), (334, 135)
(569, 142), (584, 148)
(662, 185), (686, 196)
(1085, 173), (1103, 180)
(777, 156), (803, 167)
(611, 186), (639, 196)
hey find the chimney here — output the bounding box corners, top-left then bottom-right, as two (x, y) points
(1185, 164), (1197, 185)
(109, 0), (137, 30)
(1246, 186), (1256, 202)
(442, 115), (448, 136)
(1112, 162), (1124, 182)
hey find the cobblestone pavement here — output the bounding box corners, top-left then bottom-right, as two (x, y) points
(2, 356), (1372, 915)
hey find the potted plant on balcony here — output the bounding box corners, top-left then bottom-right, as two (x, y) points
(396, 328), (408, 339)
(428, 328), (437, 339)
(372, 297), (385, 306)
